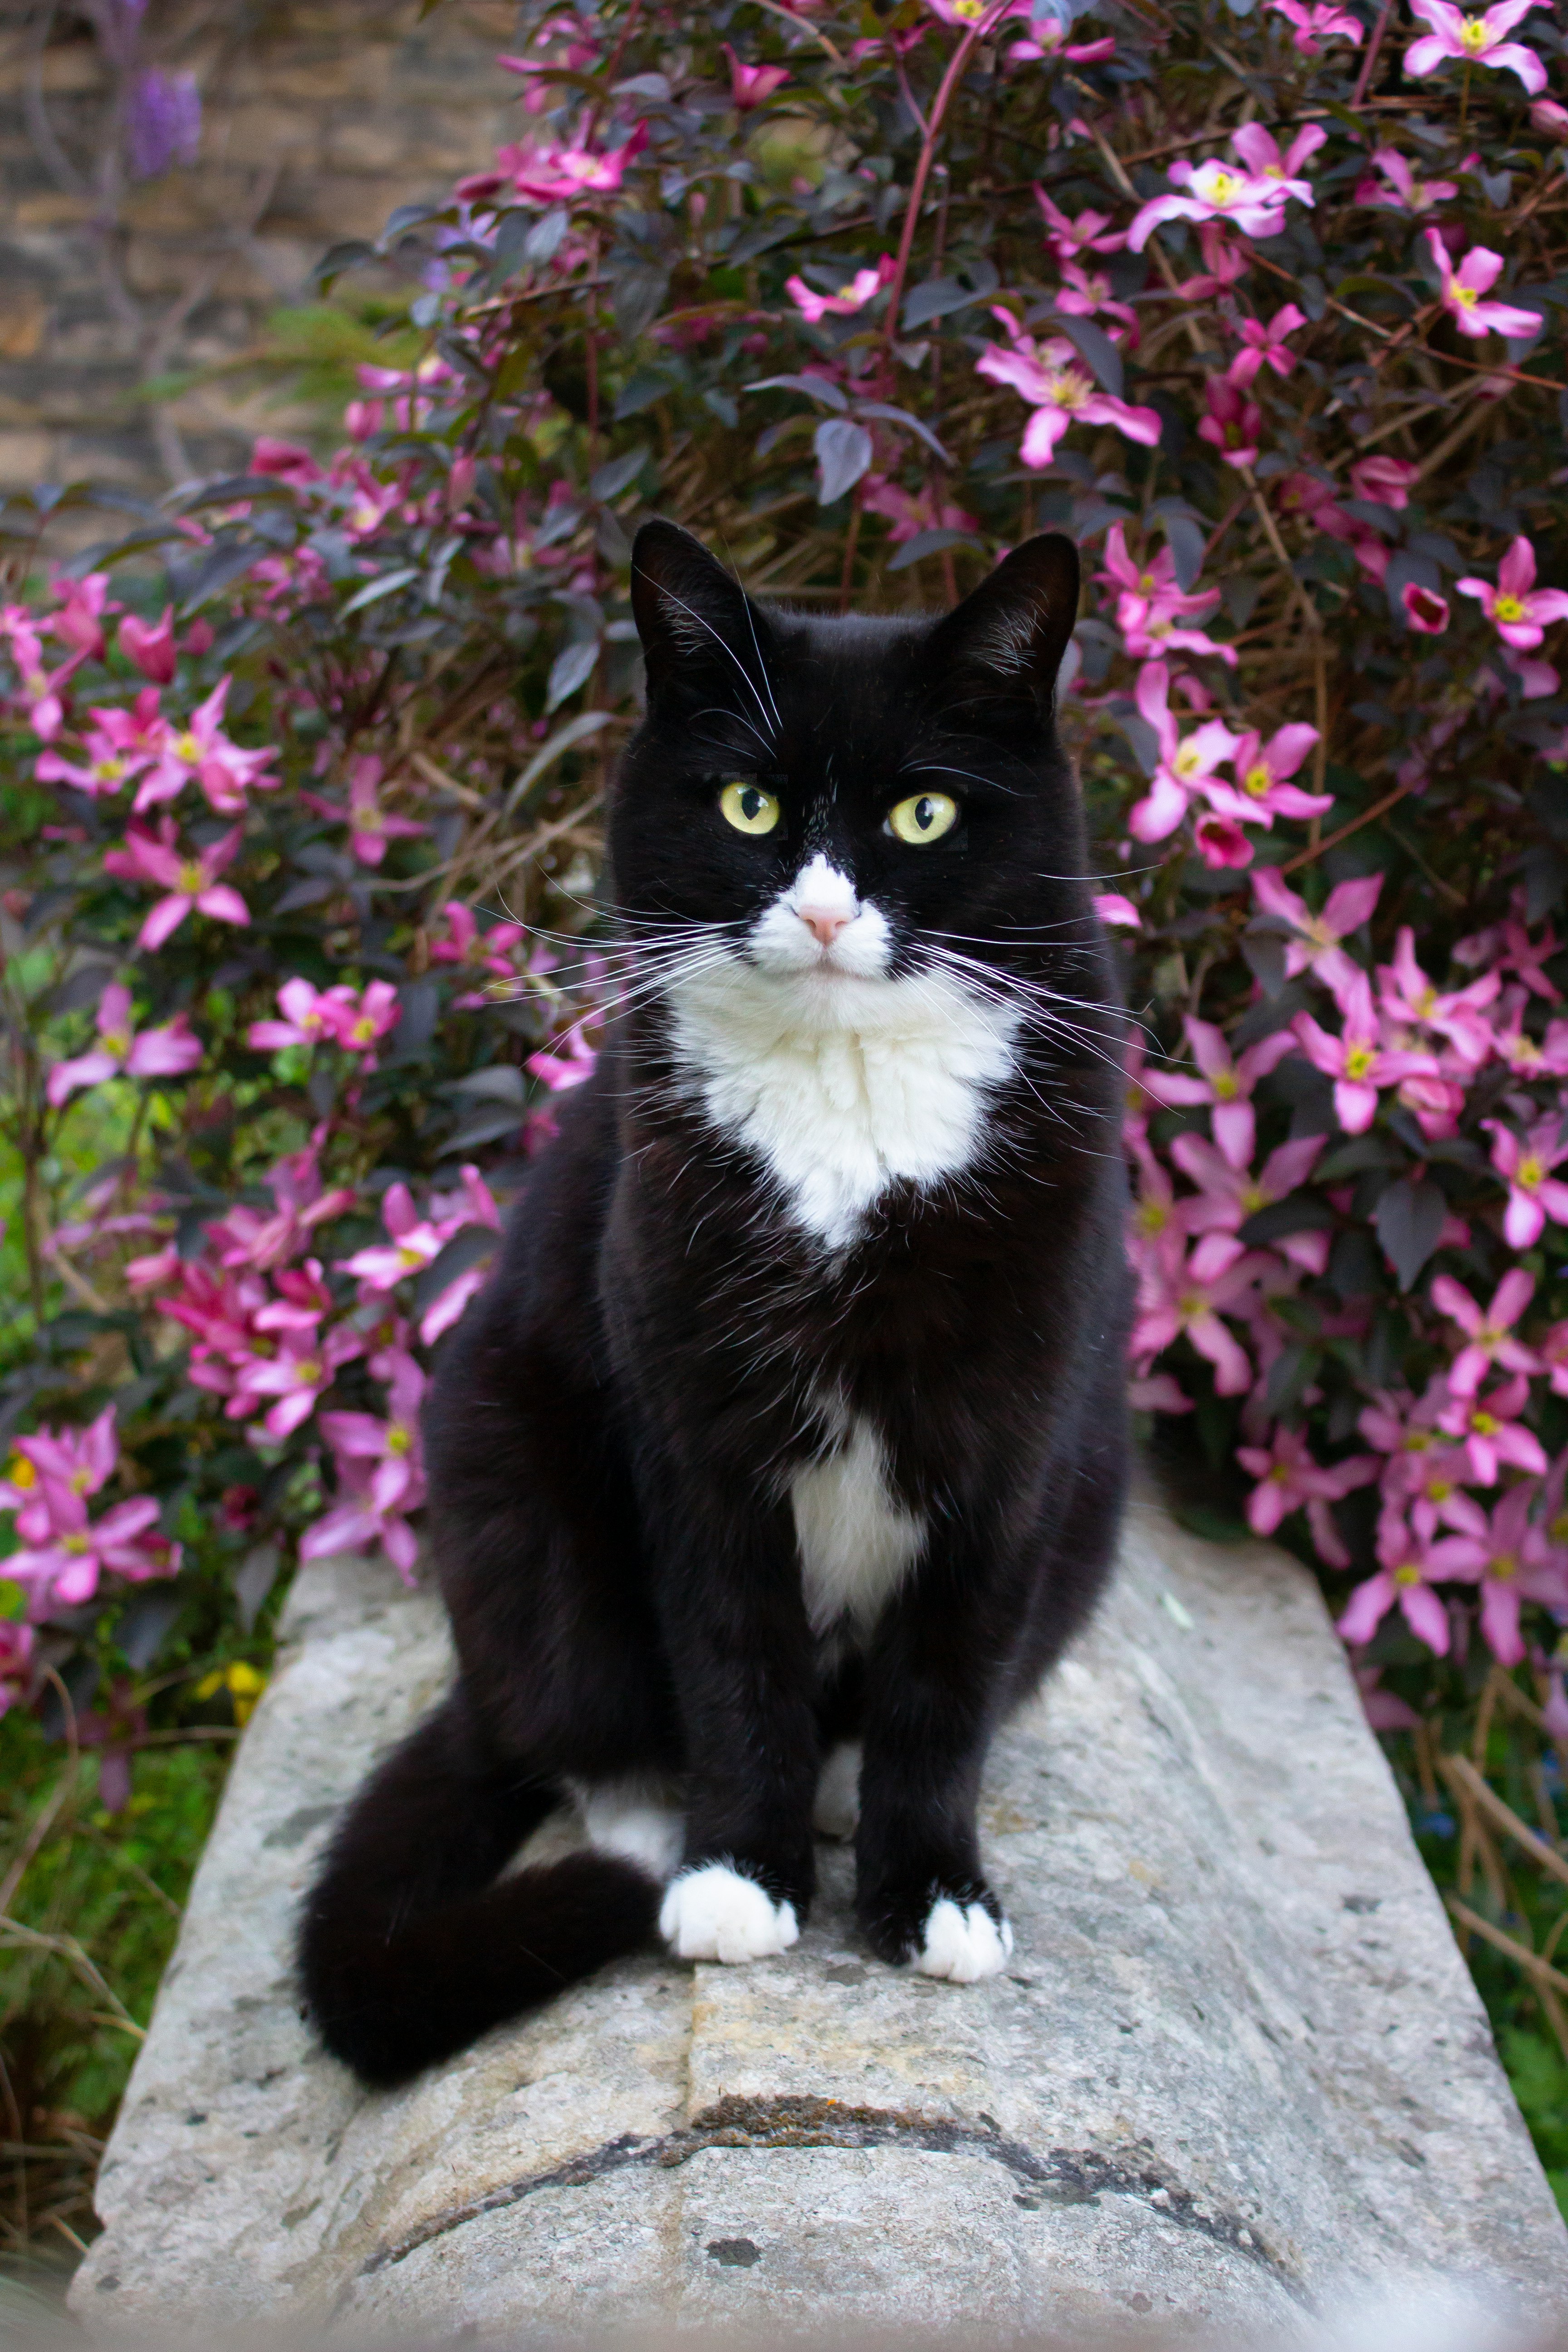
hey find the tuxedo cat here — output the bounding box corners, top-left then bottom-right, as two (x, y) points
(300, 521), (1131, 2086)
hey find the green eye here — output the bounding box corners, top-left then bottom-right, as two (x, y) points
(720, 780), (781, 836)
(887, 790), (960, 845)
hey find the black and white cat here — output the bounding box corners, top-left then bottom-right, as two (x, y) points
(300, 521), (1132, 2086)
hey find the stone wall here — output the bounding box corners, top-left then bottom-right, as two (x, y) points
(0, 0), (515, 499)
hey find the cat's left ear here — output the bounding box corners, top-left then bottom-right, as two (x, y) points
(630, 518), (773, 704)
(923, 533), (1080, 724)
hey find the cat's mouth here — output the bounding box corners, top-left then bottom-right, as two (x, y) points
(746, 854), (894, 982)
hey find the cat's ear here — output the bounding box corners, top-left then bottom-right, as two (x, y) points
(923, 533), (1080, 726)
(631, 519), (773, 704)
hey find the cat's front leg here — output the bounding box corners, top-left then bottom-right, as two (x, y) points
(652, 1503), (819, 1964)
(853, 1586), (1014, 1984)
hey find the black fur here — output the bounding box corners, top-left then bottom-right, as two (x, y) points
(300, 522), (1131, 2086)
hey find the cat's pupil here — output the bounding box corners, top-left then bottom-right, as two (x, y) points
(740, 787), (764, 821)
(914, 796), (935, 831)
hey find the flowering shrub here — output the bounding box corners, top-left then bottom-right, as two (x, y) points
(1, 0), (1567, 1805)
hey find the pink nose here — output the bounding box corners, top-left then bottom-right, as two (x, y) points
(798, 905), (851, 947)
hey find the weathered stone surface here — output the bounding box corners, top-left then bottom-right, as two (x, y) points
(70, 1503), (1568, 2337)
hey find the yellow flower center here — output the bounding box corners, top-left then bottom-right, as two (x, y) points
(1459, 15), (1489, 48)
(1393, 1563), (1422, 1587)
(836, 283), (859, 299)
(1210, 170), (1238, 203)
(1553, 1509), (1568, 1544)
(70, 1467), (92, 1494)
(1519, 1155), (1544, 1189)
(1495, 594), (1525, 622)
(103, 1029), (131, 1058)
(1243, 764), (1272, 798)
(387, 1423), (412, 1457)
(350, 1017), (377, 1043)
(175, 731), (202, 764)
(1212, 1071), (1240, 1099)
(1240, 1185), (1267, 1215)
(1470, 1410), (1499, 1436)
(1453, 282), (1478, 309)
(93, 756), (125, 783)
(397, 1244), (426, 1270)
(62, 1533), (90, 1555)
(1344, 1045), (1376, 1080)
(179, 861), (206, 894)
(1179, 1291), (1205, 1321)
(1136, 1199), (1168, 1235)
(1490, 1551), (1518, 1580)
(1404, 1431), (1433, 1453)
(1427, 1477), (1452, 1502)
(6, 1455), (34, 1489)
(953, 0), (986, 16)
(1174, 745), (1201, 779)
(295, 1359), (321, 1387)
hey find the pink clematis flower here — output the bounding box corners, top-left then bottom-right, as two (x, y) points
(2, 612), (80, 742)
(1402, 584), (1450, 634)
(1488, 987), (1568, 1076)
(118, 607), (178, 685)
(299, 1446), (421, 1583)
(786, 254), (896, 322)
(1352, 149), (1459, 214)
(976, 317), (1161, 466)
(248, 978), (343, 1055)
(1436, 1375), (1548, 1485)
(1424, 230), (1543, 342)
(103, 820), (249, 951)
(339, 755), (427, 867)
(1400, 1445), (1485, 1544)
(1229, 304), (1307, 387)
(1126, 662), (1240, 844)
(1428, 1484), (1562, 1666)
(131, 677), (276, 816)
(720, 46), (791, 108)
(1406, 0), (1548, 93)
(1198, 376), (1263, 471)
(1172, 1133), (1329, 1271)
(1141, 1014), (1298, 1166)
(7, 1486), (176, 1611)
(1351, 456), (1421, 509)
(1250, 866), (1382, 995)
(461, 122), (649, 208)
(319, 1351), (427, 1519)
(1171, 223), (1250, 301)
(325, 980), (401, 1062)
(1236, 1425), (1377, 1563)
(46, 981), (202, 1105)
(232, 1321), (364, 1441)
(338, 1183), (451, 1294)
(1009, 16), (1116, 61)
(35, 693), (163, 799)
(1129, 1230), (1272, 1395)
(1232, 120), (1328, 191)
(1034, 189), (1127, 261)
(1293, 970), (1438, 1134)
(1483, 1116), (1568, 1248)
(1430, 1269), (1541, 1396)
(14, 1405), (119, 1505)
(1129, 160), (1293, 250)
(528, 1020), (598, 1093)
(0, 1621), (34, 1717)
(1053, 261), (1140, 342)
(49, 573), (115, 662)
(1098, 527), (1233, 665)
(1338, 1516), (1450, 1653)
(1455, 537), (1568, 650)
(1266, 0), (1362, 50)
(1228, 724), (1331, 824)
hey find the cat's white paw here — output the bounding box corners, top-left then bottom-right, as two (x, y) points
(913, 1897), (1013, 1983)
(813, 1740), (862, 1839)
(659, 1863), (799, 1962)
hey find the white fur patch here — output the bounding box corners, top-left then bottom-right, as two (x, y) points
(813, 1740), (862, 1839)
(572, 1776), (684, 1882)
(666, 868), (1018, 1251)
(659, 1862), (799, 1962)
(791, 1414), (924, 1636)
(915, 1898), (1013, 1983)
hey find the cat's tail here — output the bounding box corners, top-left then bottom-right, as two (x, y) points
(298, 1695), (661, 2087)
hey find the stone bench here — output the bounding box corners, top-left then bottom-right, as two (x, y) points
(70, 1500), (1568, 2337)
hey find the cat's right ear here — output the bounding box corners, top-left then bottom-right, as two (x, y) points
(631, 520), (770, 704)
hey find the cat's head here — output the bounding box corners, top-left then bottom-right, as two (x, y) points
(611, 519), (1104, 1021)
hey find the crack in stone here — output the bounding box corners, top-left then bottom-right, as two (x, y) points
(356, 2092), (1307, 2304)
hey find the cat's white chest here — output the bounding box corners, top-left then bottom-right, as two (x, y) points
(666, 956), (1019, 1250)
(790, 1411), (925, 1635)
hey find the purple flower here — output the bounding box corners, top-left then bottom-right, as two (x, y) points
(126, 69), (201, 181)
